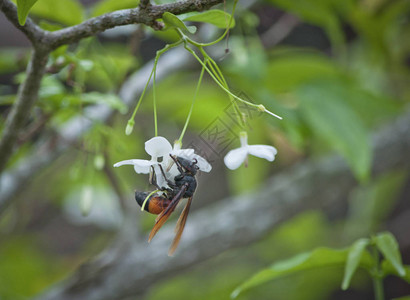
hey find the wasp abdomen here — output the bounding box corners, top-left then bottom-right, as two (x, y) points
(135, 191), (170, 215)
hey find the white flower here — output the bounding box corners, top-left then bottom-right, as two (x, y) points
(224, 131), (277, 170)
(168, 141), (212, 173)
(114, 137), (212, 188)
(113, 136), (172, 174)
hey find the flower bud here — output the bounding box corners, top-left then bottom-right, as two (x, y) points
(125, 119), (135, 135)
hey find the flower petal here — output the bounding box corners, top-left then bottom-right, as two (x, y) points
(152, 164), (171, 188)
(247, 145), (277, 161)
(224, 147), (248, 170)
(145, 136), (172, 158)
(171, 150), (212, 173)
(113, 159), (152, 174)
(171, 148), (195, 157)
(192, 154), (212, 172)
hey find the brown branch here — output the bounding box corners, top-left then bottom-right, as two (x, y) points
(33, 110), (410, 300)
(46, 0), (223, 49)
(0, 0), (222, 49)
(0, 48), (49, 175)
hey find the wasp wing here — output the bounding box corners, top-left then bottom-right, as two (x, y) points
(168, 196), (193, 256)
(148, 184), (187, 243)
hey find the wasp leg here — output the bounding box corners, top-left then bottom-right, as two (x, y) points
(150, 166), (171, 191)
(170, 154), (184, 174)
(158, 164), (177, 189)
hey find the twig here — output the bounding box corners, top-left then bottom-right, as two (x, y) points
(47, 0), (223, 49)
(0, 48), (49, 175)
(1, 0), (223, 50)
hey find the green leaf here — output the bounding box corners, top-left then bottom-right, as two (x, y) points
(298, 82), (372, 182)
(265, 53), (342, 93)
(184, 9), (235, 29)
(91, 0), (139, 17)
(374, 232), (406, 277)
(382, 261), (410, 283)
(39, 20), (63, 31)
(17, 0), (38, 25)
(231, 248), (348, 298)
(342, 238), (371, 290)
(392, 296), (410, 300)
(28, 0), (84, 26)
(162, 12), (196, 34)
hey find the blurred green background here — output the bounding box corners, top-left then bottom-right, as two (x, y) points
(0, 0), (409, 299)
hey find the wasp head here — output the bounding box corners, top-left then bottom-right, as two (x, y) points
(176, 156), (199, 175)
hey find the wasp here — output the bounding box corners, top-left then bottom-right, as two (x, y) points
(135, 155), (198, 255)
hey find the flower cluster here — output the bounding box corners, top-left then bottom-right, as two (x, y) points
(114, 132), (277, 184)
(114, 136), (211, 189)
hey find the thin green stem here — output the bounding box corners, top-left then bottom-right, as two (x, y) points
(207, 55), (227, 86)
(127, 40), (183, 133)
(373, 277), (384, 300)
(141, 189), (160, 212)
(179, 61), (206, 142)
(184, 0), (238, 47)
(371, 246), (385, 300)
(205, 59), (223, 85)
(186, 45), (251, 104)
(129, 66), (154, 122)
(185, 45), (282, 119)
(153, 61), (158, 136)
(202, 49), (244, 126)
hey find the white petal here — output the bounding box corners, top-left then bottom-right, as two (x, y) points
(170, 150), (212, 173)
(192, 154), (212, 172)
(133, 160), (153, 174)
(247, 145), (277, 161)
(152, 164), (171, 188)
(171, 148), (195, 157)
(113, 159), (152, 174)
(145, 136), (172, 158)
(163, 148), (194, 170)
(163, 163), (179, 181)
(113, 159), (135, 167)
(223, 147), (248, 170)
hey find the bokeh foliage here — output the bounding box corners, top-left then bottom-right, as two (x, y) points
(0, 0), (409, 299)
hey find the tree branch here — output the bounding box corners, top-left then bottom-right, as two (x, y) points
(0, 48), (49, 175)
(34, 110), (410, 300)
(0, 0), (222, 49)
(47, 0), (222, 49)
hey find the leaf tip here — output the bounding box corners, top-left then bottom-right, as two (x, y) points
(341, 280), (349, 291)
(230, 289), (240, 299)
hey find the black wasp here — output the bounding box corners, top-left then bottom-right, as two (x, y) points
(135, 155), (198, 255)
